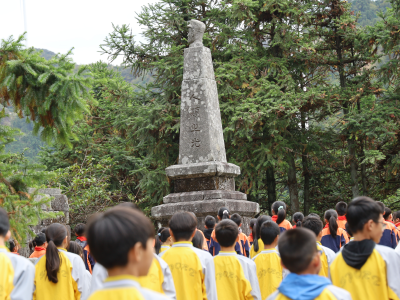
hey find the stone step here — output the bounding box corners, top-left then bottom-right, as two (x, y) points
(163, 190), (247, 203)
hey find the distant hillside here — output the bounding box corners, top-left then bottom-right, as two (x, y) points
(349, 0), (391, 27)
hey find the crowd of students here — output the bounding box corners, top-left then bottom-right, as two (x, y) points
(1, 196), (400, 299)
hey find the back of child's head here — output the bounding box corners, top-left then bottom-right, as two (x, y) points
(215, 219), (238, 247)
(68, 241), (83, 258)
(384, 207), (392, 221)
(347, 197), (382, 234)
(217, 207), (230, 220)
(230, 213), (242, 227)
(192, 230), (204, 249)
(324, 209), (338, 238)
(254, 215), (272, 252)
(250, 218), (257, 238)
(278, 228), (317, 273)
(45, 223), (68, 283)
(205, 215), (216, 229)
(394, 211), (400, 222)
(292, 212), (304, 227)
(0, 208), (10, 237)
(34, 232), (46, 247)
(155, 228), (171, 254)
(272, 201), (287, 224)
(375, 201), (385, 214)
(9, 240), (16, 252)
(169, 211), (197, 241)
(345, 222), (353, 237)
(308, 213), (321, 219)
(335, 201), (347, 216)
(301, 216), (323, 237)
(260, 220), (280, 245)
(74, 223), (85, 237)
(87, 207), (154, 270)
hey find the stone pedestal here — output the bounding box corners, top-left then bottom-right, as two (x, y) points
(151, 20), (259, 234)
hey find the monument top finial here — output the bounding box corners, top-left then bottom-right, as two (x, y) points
(188, 20), (205, 48)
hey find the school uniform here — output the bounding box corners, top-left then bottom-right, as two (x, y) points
(0, 245), (35, 300)
(208, 230), (242, 256)
(158, 245), (170, 255)
(250, 239), (264, 259)
(321, 225), (349, 253)
(271, 216), (292, 233)
(337, 216), (347, 230)
(160, 241), (217, 300)
(76, 237), (95, 274)
(214, 251), (261, 300)
(34, 247), (90, 300)
(90, 263), (108, 295)
(330, 240), (400, 300)
(29, 246), (46, 258)
(203, 228), (213, 250)
(252, 249), (289, 299)
(316, 242), (335, 278)
(378, 221), (397, 249)
(238, 232), (250, 257)
(248, 233), (254, 246)
(267, 273), (351, 300)
(87, 275), (170, 300)
(196, 229), (209, 251)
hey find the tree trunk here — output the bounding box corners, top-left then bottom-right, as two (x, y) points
(287, 151), (299, 214)
(266, 160), (276, 210)
(301, 112), (311, 215)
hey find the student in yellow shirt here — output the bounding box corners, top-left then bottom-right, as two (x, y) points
(160, 212), (217, 300)
(213, 219), (261, 300)
(252, 220), (289, 299)
(301, 216), (335, 278)
(87, 207), (170, 300)
(155, 228), (173, 255)
(267, 228), (351, 300)
(34, 223), (90, 300)
(330, 196), (400, 300)
(250, 215), (271, 258)
(0, 208), (35, 300)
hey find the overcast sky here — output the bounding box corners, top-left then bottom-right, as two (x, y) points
(0, 0), (155, 65)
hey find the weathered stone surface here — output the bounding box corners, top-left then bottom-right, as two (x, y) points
(174, 176), (235, 193)
(164, 190), (247, 203)
(41, 211), (69, 226)
(28, 188), (62, 195)
(33, 194), (52, 211)
(166, 162), (240, 179)
(183, 46), (215, 81)
(51, 194), (69, 211)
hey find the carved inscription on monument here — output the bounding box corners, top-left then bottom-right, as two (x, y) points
(187, 94), (201, 148)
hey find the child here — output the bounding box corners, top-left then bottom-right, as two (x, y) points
(376, 201), (397, 248)
(192, 230), (204, 250)
(345, 223), (354, 241)
(394, 211), (400, 228)
(271, 201), (292, 232)
(335, 201), (348, 230)
(191, 212), (209, 250)
(68, 241), (92, 291)
(29, 232), (47, 258)
(267, 228), (351, 300)
(384, 207), (393, 222)
(160, 212), (217, 300)
(9, 240), (20, 255)
(74, 223), (95, 274)
(0, 208), (35, 300)
(292, 212), (304, 228)
(213, 219), (261, 300)
(330, 196), (400, 300)
(250, 215), (271, 259)
(87, 207), (170, 300)
(321, 209), (349, 252)
(34, 223), (90, 300)
(252, 220), (288, 299)
(249, 218), (257, 246)
(301, 216), (336, 278)
(231, 213), (250, 257)
(155, 228), (173, 255)
(203, 215), (215, 249)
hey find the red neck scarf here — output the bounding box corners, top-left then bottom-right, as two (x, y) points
(34, 247), (46, 252)
(395, 222), (400, 228)
(338, 216), (347, 221)
(293, 224), (297, 229)
(272, 215), (278, 222)
(12, 251), (19, 255)
(324, 224), (329, 229)
(76, 236), (87, 242)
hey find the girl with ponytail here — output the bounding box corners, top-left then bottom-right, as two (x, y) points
(292, 212), (304, 229)
(250, 215), (271, 258)
(34, 223), (90, 300)
(321, 209), (349, 252)
(271, 201), (292, 232)
(155, 228), (172, 255)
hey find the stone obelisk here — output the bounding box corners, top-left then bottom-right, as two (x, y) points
(151, 20), (259, 232)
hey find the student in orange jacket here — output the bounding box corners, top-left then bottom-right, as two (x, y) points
(29, 233), (47, 258)
(203, 215), (216, 250)
(335, 201), (348, 230)
(292, 212), (304, 229)
(271, 201), (292, 233)
(231, 213), (250, 257)
(321, 209), (349, 252)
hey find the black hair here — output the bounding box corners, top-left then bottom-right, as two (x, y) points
(279, 228), (317, 273)
(308, 213), (321, 219)
(205, 215), (216, 229)
(301, 216), (323, 237)
(335, 201), (347, 216)
(192, 230), (204, 249)
(218, 207), (230, 220)
(215, 219), (238, 247)
(260, 221), (280, 245)
(45, 223), (68, 283)
(394, 211), (400, 221)
(253, 215), (271, 252)
(169, 212), (197, 241)
(347, 197), (382, 234)
(272, 201), (286, 224)
(292, 212), (304, 228)
(230, 213), (242, 227)
(0, 208), (10, 237)
(375, 201), (385, 214)
(250, 218), (257, 239)
(74, 223), (85, 237)
(324, 209), (338, 238)
(9, 240), (16, 252)
(154, 228), (171, 254)
(87, 207), (154, 269)
(41, 228), (47, 234)
(34, 233), (46, 247)
(68, 241), (83, 258)
(384, 207), (392, 221)
(345, 222), (353, 237)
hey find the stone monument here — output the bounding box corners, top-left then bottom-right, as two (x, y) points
(151, 20), (259, 233)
